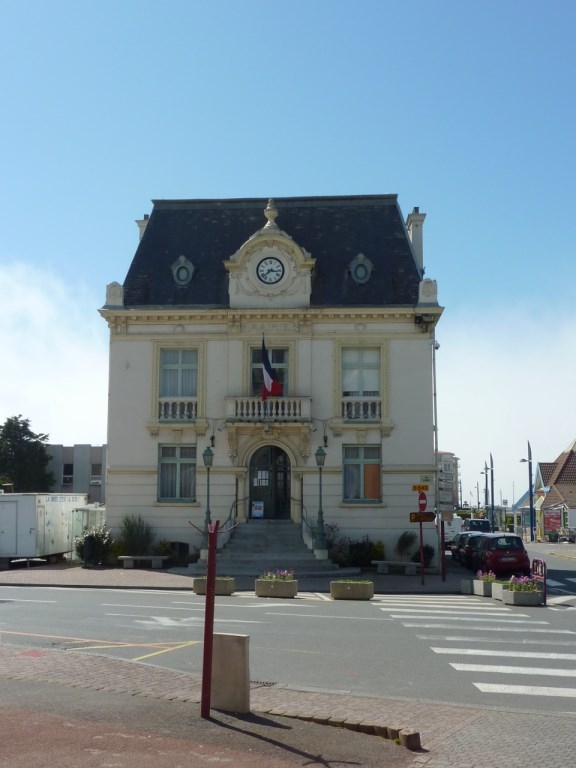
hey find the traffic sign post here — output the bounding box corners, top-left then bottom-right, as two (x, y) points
(410, 511), (435, 523)
(410, 493), (434, 584)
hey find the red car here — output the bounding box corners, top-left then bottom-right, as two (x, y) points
(472, 533), (530, 576)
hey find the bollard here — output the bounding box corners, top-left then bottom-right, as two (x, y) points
(211, 633), (250, 713)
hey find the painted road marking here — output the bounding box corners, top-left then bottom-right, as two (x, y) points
(264, 613), (392, 620)
(131, 616), (266, 628)
(419, 635), (576, 645)
(475, 683), (576, 697)
(392, 615), (545, 623)
(402, 624), (572, 632)
(432, 647), (576, 660)
(380, 608), (517, 616)
(102, 603), (205, 612)
(132, 640), (201, 662)
(452, 663), (576, 676)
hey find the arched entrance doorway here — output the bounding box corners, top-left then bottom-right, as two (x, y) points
(249, 446), (290, 519)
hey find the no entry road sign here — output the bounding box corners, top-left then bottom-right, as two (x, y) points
(418, 491), (427, 512)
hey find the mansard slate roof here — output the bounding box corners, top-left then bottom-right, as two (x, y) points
(122, 195), (423, 308)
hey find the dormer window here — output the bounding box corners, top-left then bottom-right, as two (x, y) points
(171, 255), (194, 286)
(349, 253), (373, 284)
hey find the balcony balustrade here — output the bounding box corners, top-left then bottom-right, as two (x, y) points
(158, 398), (198, 422)
(225, 396), (312, 422)
(341, 398), (381, 421)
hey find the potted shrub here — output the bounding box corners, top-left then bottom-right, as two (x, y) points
(473, 570), (496, 597)
(255, 569), (298, 598)
(193, 576), (235, 596)
(503, 575), (544, 606)
(330, 580), (374, 600)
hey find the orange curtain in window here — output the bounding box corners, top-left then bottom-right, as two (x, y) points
(364, 464), (380, 499)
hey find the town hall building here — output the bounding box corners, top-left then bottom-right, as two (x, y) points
(100, 194), (442, 565)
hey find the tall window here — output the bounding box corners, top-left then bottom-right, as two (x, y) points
(158, 446), (196, 501)
(62, 463), (73, 485)
(251, 347), (288, 396)
(341, 348), (380, 397)
(160, 349), (198, 397)
(343, 446), (381, 502)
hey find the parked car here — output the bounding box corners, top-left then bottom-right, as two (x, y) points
(472, 533), (531, 576)
(450, 532), (468, 561)
(458, 532), (486, 569)
(462, 518), (491, 533)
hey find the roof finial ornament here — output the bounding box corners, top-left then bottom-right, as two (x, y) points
(263, 199), (278, 229)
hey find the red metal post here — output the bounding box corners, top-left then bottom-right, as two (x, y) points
(200, 519), (220, 719)
(419, 521), (425, 585)
(441, 520), (446, 581)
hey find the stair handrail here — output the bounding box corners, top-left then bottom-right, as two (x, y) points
(295, 496), (315, 551)
(217, 496), (249, 547)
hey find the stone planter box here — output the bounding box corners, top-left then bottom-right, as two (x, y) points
(330, 581), (374, 600)
(491, 582), (510, 601)
(473, 580), (493, 597)
(255, 579), (298, 598)
(193, 577), (235, 596)
(460, 579), (473, 595)
(503, 589), (543, 606)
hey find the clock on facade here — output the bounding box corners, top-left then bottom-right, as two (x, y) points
(256, 256), (285, 284)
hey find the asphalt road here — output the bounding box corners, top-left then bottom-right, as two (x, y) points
(3, 571), (576, 716)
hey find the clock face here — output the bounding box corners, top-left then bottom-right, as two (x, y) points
(257, 256), (284, 284)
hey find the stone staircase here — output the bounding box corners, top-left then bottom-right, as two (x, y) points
(187, 519), (352, 577)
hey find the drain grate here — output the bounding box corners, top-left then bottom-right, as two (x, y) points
(250, 680), (277, 687)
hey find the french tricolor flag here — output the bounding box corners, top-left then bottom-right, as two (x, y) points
(262, 337), (282, 400)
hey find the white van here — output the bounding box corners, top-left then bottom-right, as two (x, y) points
(438, 515), (463, 548)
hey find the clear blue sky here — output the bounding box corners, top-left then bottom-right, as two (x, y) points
(1, 1), (574, 506)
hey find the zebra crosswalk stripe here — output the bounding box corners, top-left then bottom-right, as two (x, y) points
(431, 647), (576, 660)
(451, 662), (576, 676)
(475, 683), (576, 697)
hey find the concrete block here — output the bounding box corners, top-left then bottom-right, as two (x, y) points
(400, 728), (421, 750)
(211, 633), (250, 713)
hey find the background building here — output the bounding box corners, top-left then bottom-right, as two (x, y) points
(436, 451), (460, 511)
(47, 444), (106, 504)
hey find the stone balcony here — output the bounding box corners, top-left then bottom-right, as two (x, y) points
(225, 396), (312, 422)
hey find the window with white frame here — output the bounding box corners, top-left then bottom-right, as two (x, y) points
(250, 346), (288, 396)
(343, 446), (381, 502)
(158, 445), (196, 501)
(341, 348), (380, 396)
(160, 349), (198, 398)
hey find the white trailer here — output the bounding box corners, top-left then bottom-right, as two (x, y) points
(0, 493), (87, 568)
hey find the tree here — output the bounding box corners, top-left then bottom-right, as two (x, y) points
(0, 415), (54, 492)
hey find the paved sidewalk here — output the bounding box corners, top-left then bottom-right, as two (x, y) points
(1, 560), (574, 767)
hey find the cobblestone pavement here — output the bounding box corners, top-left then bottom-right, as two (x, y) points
(1, 561), (575, 766)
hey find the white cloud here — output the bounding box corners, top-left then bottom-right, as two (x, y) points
(437, 305), (576, 507)
(0, 262), (108, 445)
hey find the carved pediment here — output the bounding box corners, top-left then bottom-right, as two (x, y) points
(223, 199), (315, 309)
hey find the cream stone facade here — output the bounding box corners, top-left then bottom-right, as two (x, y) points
(100, 195), (442, 563)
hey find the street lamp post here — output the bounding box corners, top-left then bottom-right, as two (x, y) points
(482, 463), (489, 516)
(202, 446), (214, 541)
(314, 446), (327, 550)
(521, 441), (535, 542)
(489, 453), (495, 532)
